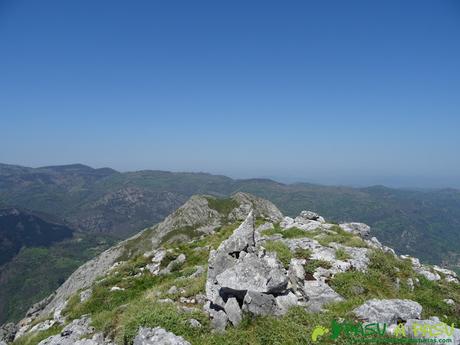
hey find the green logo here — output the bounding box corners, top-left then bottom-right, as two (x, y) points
(311, 319), (456, 343)
(311, 325), (329, 342)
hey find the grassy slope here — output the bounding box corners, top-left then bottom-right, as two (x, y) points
(1, 164), (459, 325)
(19, 219), (458, 345)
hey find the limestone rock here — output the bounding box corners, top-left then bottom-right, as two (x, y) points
(224, 297), (242, 326)
(339, 222), (370, 238)
(229, 192), (283, 222)
(275, 292), (299, 314)
(133, 327), (190, 345)
(303, 280), (344, 312)
(215, 252), (288, 294)
(242, 291), (279, 316)
(0, 323), (17, 344)
(38, 316), (94, 345)
(353, 299), (422, 324)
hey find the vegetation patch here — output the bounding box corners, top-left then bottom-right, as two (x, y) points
(335, 248), (351, 261)
(161, 226), (201, 245)
(317, 225), (367, 248)
(263, 241), (292, 268)
(304, 260), (332, 275)
(293, 248), (312, 260)
(205, 197), (238, 218)
(12, 324), (63, 345)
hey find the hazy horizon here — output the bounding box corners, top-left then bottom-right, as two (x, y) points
(2, 160), (459, 190)
(1, 1), (459, 189)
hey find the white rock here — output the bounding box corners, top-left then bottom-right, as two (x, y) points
(133, 327), (190, 345)
(353, 299), (422, 324)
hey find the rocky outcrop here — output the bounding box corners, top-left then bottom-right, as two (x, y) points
(154, 195), (223, 246)
(229, 192), (283, 222)
(205, 211), (294, 329)
(400, 255), (459, 284)
(302, 280), (344, 312)
(133, 327), (191, 345)
(280, 212), (327, 232)
(36, 316), (113, 345)
(353, 299), (423, 324)
(339, 222), (371, 238)
(0, 323), (16, 344)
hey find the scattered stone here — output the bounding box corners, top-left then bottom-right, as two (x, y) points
(146, 249), (167, 275)
(80, 289), (92, 303)
(407, 278), (414, 291)
(353, 299), (422, 324)
(110, 286), (125, 292)
(444, 298), (455, 306)
(158, 299), (174, 304)
(188, 319), (202, 328)
(160, 254), (186, 275)
(37, 316), (94, 345)
(417, 269), (441, 281)
(189, 266), (205, 278)
(167, 286), (178, 295)
(29, 320), (56, 333)
(133, 327), (191, 345)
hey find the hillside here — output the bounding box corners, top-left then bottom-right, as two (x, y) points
(0, 208), (74, 266)
(1, 163), (459, 267)
(2, 194), (459, 345)
(0, 163), (459, 326)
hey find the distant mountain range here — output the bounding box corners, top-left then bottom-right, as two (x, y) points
(0, 162), (459, 323)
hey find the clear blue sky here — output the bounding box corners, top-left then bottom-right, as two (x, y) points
(1, 0), (459, 187)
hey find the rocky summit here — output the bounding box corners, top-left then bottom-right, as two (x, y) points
(2, 193), (460, 345)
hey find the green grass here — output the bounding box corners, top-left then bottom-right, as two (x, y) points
(52, 222), (460, 345)
(161, 226), (202, 245)
(12, 324), (63, 345)
(260, 225), (322, 240)
(263, 241), (293, 268)
(317, 225), (368, 248)
(335, 248), (351, 261)
(294, 248), (312, 260)
(330, 249), (460, 325)
(304, 260), (332, 275)
(205, 197), (238, 218)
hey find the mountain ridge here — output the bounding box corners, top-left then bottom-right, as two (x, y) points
(3, 193), (459, 345)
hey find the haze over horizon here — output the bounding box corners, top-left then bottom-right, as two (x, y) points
(1, 1), (459, 188)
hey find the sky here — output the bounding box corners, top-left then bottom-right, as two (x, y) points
(0, 0), (459, 188)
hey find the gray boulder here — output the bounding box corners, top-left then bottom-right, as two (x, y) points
(133, 327), (190, 345)
(303, 281), (344, 312)
(0, 323), (17, 344)
(353, 299), (422, 324)
(299, 211), (324, 222)
(38, 316), (94, 345)
(216, 252), (288, 294)
(242, 291), (279, 316)
(339, 222), (371, 238)
(206, 211), (255, 306)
